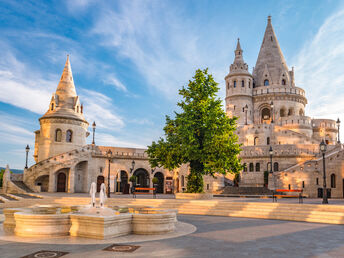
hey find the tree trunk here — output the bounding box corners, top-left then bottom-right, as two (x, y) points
(186, 161), (204, 193)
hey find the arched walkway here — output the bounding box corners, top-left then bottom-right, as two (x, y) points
(133, 168), (149, 187)
(97, 175), (104, 192)
(120, 170), (129, 194)
(75, 161), (87, 193)
(35, 175), (49, 192)
(154, 172), (164, 193)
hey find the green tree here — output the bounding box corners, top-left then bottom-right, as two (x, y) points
(147, 69), (242, 193)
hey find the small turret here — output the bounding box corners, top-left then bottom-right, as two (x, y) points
(225, 39), (253, 125)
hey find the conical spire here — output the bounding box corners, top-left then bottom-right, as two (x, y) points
(253, 16), (289, 87)
(56, 55), (77, 98)
(229, 38), (249, 73)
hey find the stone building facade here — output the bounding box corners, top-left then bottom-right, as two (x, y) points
(226, 17), (343, 198)
(20, 56), (223, 194)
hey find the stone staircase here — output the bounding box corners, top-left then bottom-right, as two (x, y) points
(12, 181), (34, 193)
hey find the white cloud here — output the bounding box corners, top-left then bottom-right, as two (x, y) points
(96, 133), (146, 149)
(79, 89), (125, 130)
(293, 9), (344, 121)
(104, 75), (128, 92)
(91, 1), (231, 101)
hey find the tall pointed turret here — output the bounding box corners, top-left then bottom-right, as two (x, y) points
(253, 16), (291, 87)
(230, 38), (249, 73)
(35, 55), (89, 162)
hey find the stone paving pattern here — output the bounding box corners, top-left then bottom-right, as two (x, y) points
(1, 215), (344, 257)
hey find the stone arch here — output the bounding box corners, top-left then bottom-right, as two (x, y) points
(153, 172), (164, 193)
(261, 107), (271, 123)
(66, 129), (73, 142)
(280, 108), (286, 117)
(55, 129), (62, 142)
(288, 108), (294, 116)
(35, 175), (49, 192)
(264, 79), (269, 86)
(118, 170), (129, 194)
(133, 168), (150, 187)
(74, 161), (88, 193)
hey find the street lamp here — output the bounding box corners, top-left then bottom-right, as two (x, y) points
(336, 118), (340, 143)
(244, 104), (248, 125)
(270, 101), (274, 123)
(106, 149), (112, 198)
(269, 146), (273, 173)
(130, 160), (136, 174)
(92, 121), (96, 145)
(320, 140), (328, 204)
(25, 145), (30, 169)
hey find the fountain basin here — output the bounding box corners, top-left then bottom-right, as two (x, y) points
(14, 212), (70, 237)
(70, 213), (132, 239)
(132, 210), (177, 235)
(3, 208), (30, 233)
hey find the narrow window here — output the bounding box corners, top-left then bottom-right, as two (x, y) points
(249, 163), (254, 172)
(51, 103), (54, 111)
(99, 167), (103, 174)
(254, 137), (259, 146)
(234, 105), (236, 110)
(331, 174), (336, 188)
(288, 184), (291, 190)
(233, 81), (237, 88)
(282, 79), (286, 85)
(267, 137), (270, 145)
(77, 106), (79, 113)
(181, 175), (184, 187)
(66, 130), (73, 142)
(248, 81), (251, 88)
(316, 178), (319, 185)
(255, 163), (260, 172)
(241, 80), (244, 87)
(302, 181), (305, 188)
(55, 129), (62, 142)
(243, 163), (247, 172)
(264, 79), (269, 86)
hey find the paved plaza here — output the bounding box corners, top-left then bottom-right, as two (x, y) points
(1, 214), (344, 258)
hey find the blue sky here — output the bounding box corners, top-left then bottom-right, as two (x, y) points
(1, 0), (344, 169)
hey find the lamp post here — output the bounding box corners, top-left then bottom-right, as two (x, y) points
(25, 145), (30, 169)
(106, 149), (112, 198)
(244, 104), (248, 125)
(336, 118), (340, 143)
(269, 146), (273, 173)
(270, 101), (274, 123)
(320, 140), (328, 204)
(92, 121), (96, 145)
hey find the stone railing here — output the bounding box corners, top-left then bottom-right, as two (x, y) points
(241, 144), (320, 157)
(253, 86), (305, 97)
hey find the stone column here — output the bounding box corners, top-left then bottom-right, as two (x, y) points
(48, 169), (55, 192)
(68, 166), (76, 193)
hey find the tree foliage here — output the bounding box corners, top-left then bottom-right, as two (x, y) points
(147, 69), (242, 192)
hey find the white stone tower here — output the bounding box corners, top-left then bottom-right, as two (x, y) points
(225, 39), (253, 125)
(33, 56), (89, 162)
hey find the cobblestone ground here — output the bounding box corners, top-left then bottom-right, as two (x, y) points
(1, 215), (344, 258)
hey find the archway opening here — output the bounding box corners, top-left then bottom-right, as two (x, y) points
(35, 175), (49, 192)
(75, 161), (87, 193)
(97, 175), (104, 192)
(120, 170), (129, 194)
(154, 172), (164, 193)
(57, 172), (67, 192)
(261, 108), (271, 123)
(133, 168), (149, 188)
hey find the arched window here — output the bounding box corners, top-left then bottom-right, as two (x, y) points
(299, 109), (304, 116)
(233, 81), (237, 88)
(267, 137), (270, 145)
(267, 162), (271, 172)
(331, 174), (336, 188)
(255, 163), (260, 172)
(249, 163), (254, 172)
(254, 137), (259, 146)
(280, 108), (286, 117)
(288, 108), (294, 116)
(55, 129), (62, 142)
(181, 175), (184, 187)
(273, 162), (279, 172)
(241, 80), (244, 87)
(261, 108), (271, 122)
(264, 79), (269, 86)
(66, 130), (73, 142)
(248, 81), (251, 88)
(243, 163), (247, 172)
(282, 79), (286, 85)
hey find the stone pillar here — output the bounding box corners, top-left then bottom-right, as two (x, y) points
(68, 166), (75, 193)
(268, 173), (276, 190)
(48, 169), (55, 192)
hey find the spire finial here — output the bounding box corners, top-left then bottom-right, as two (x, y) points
(236, 38), (242, 51)
(268, 15), (272, 24)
